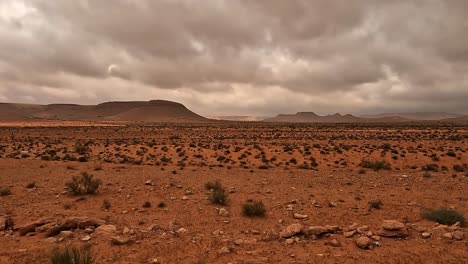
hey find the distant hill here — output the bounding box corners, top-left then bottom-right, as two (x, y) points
(209, 116), (268, 122)
(263, 112), (409, 123)
(264, 112), (357, 123)
(440, 115), (468, 122)
(361, 112), (463, 121)
(0, 100), (208, 122)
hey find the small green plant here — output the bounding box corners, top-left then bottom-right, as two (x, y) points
(446, 151), (456, 157)
(422, 164), (439, 172)
(205, 181), (228, 205)
(50, 246), (93, 264)
(204, 181), (222, 191)
(0, 187), (12, 196)
(209, 187), (228, 205)
(242, 200), (266, 217)
(369, 200), (383, 210)
(453, 164), (466, 173)
(75, 142), (90, 155)
(422, 172), (432, 178)
(26, 182), (36, 189)
(359, 160), (391, 171)
(423, 208), (465, 226)
(66, 173), (101, 195)
(102, 199), (111, 210)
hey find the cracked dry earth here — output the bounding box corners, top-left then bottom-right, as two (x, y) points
(0, 122), (467, 264)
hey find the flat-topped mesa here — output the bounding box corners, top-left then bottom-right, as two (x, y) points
(148, 100), (186, 107)
(296, 112), (319, 116)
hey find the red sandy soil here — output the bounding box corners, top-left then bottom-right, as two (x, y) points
(0, 122), (467, 264)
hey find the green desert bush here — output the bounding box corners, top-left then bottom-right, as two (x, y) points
(204, 181), (222, 191)
(102, 199), (111, 210)
(242, 200), (266, 217)
(422, 163), (439, 172)
(50, 246), (93, 264)
(209, 187), (228, 205)
(423, 208), (465, 226)
(205, 181), (228, 205)
(453, 164), (466, 173)
(66, 173), (101, 195)
(0, 187), (12, 196)
(369, 200), (383, 210)
(359, 160), (391, 171)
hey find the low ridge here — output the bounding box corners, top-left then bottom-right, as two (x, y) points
(0, 100), (208, 122)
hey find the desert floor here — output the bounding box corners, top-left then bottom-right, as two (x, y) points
(0, 122), (467, 264)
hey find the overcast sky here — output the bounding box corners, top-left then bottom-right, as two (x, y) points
(0, 1), (467, 116)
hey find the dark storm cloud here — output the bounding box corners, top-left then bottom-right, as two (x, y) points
(0, 0), (467, 115)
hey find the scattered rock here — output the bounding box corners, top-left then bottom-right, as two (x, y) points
(176, 228), (188, 235)
(293, 213), (308, 220)
(452, 231), (464, 241)
(81, 235), (91, 241)
(356, 236), (373, 250)
(432, 224), (448, 232)
(261, 229), (279, 241)
(382, 220), (405, 231)
(357, 225), (369, 233)
(448, 222), (461, 231)
(325, 225), (341, 233)
(111, 236), (131, 245)
(326, 238), (342, 247)
(60, 230), (74, 238)
(377, 220), (408, 238)
(442, 232), (453, 239)
(218, 208), (230, 217)
(44, 237), (58, 243)
(148, 224), (163, 232)
(344, 230), (357, 238)
(421, 232), (431, 239)
(377, 228), (409, 238)
(19, 223), (36, 236)
(218, 246), (232, 255)
(144, 180), (153, 186)
(36, 223), (56, 233)
(280, 224), (304, 238)
(95, 225), (117, 235)
(45, 217), (103, 237)
(306, 226), (329, 236)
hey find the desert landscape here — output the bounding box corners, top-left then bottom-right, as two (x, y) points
(1, 1), (468, 263)
(0, 100), (467, 264)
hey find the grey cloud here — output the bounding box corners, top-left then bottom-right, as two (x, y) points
(0, 0), (467, 115)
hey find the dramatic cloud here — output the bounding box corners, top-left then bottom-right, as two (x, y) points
(0, 0), (467, 116)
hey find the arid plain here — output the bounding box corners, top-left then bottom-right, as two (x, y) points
(0, 122), (467, 264)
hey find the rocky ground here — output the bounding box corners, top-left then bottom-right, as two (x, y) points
(0, 122), (467, 263)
